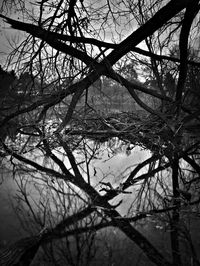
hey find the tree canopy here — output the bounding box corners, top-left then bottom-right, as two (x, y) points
(0, 1), (200, 266)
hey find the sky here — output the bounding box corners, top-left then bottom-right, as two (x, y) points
(0, 0), (138, 64)
(0, 0), (29, 65)
(0, 19), (21, 62)
(0, 0), (150, 69)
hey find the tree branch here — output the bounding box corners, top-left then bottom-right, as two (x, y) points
(175, 1), (200, 107)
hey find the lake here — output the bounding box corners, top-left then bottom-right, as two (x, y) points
(0, 142), (150, 243)
(0, 140), (200, 265)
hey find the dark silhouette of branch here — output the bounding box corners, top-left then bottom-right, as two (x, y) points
(175, 1), (200, 108)
(183, 154), (200, 175)
(170, 156), (181, 266)
(105, 0), (191, 66)
(0, 0), (193, 131)
(106, 70), (173, 127)
(0, 14), (98, 68)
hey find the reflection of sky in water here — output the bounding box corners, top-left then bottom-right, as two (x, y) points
(88, 145), (150, 194)
(91, 146), (150, 215)
(0, 165), (24, 243)
(0, 142), (150, 243)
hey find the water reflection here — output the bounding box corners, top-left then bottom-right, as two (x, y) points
(0, 139), (150, 244)
(0, 164), (23, 244)
(1, 137), (200, 266)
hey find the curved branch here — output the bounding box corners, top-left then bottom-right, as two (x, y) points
(2, 14), (200, 69)
(105, 0), (191, 66)
(105, 70), (172, 101)
(2, 142), (69, 180)
(0, 14), (98, 67)
(107, 71), (173, 130)
(183, 154), (200, 175)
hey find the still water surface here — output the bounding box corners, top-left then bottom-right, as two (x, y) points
(1, 142), (200, 265)
(0, 143), (150, 244)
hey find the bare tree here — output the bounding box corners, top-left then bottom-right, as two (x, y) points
(0, 1), (200, 266)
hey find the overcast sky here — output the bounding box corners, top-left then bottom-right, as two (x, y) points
(0, 0), (28, 65)
(0, 0), (147, 68)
